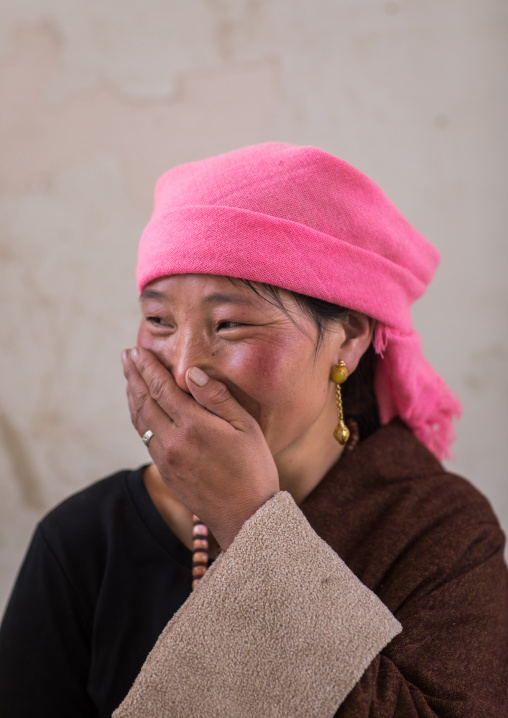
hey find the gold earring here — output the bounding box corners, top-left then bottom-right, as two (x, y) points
(330, 360), (350, 445)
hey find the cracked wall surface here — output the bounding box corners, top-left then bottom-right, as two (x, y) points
(1, 0), (507, 611)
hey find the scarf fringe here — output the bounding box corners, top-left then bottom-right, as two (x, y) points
(373, 325), (462, 461)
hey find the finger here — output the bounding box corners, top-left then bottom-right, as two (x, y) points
(130, 347), (196, 425)
(185, 366), (258, 433)
(122, 349), (173, 439)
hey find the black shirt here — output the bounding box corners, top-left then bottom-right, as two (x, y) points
(4, 423), (508, 717)
(0, 467), (194, 717)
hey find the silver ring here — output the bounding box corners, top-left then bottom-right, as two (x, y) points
(142, 429), (154, 447)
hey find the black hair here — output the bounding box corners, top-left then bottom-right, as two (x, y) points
(228, 278), (380, 440)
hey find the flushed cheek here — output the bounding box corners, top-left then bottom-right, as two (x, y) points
(224, 334), (314, 400)
(224, 344), (324, 433)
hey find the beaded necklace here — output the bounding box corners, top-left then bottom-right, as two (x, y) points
(191, 517), (209, 591)
(191, 420), (359, 590)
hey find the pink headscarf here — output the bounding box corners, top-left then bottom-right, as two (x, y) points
(137, 142), (461, 460)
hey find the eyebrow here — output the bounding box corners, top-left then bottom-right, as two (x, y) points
(139, 289), (257, 307)
(202, 292), (257, 306)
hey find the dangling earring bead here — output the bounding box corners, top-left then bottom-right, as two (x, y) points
(330, 360), (350, 445)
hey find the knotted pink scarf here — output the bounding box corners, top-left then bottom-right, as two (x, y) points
(137, 143), (461, 459)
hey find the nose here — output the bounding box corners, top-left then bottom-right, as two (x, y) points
(147, 329), (211, 394)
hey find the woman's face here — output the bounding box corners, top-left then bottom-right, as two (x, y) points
(137, 274), (344, 458)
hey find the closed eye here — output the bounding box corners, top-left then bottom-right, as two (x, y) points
(147, 316), (169, 327)
(217, 321), (247, 330)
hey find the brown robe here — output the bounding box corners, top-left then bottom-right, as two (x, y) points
(114, 421), (508, 717)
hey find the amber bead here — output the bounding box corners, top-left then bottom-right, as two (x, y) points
(330, 362), (348, 384)
(193, 538), (209, 550)
(193, 564), (207, 578)
(193, 523), (208, 537)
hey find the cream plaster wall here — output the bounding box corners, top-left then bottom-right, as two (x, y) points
(1, 0), (507, 612)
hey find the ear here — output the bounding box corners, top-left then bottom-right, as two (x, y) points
(334, 312), (375, 375)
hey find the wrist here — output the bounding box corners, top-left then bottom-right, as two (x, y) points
(211, 491), (279, 551)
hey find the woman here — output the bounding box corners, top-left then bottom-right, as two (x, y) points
(1, 143), (507, 717)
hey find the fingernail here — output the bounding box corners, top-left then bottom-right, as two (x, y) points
(188, 367), (209, 387)
(121, 350), (128, 365)
(131, 347), (140, 361)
